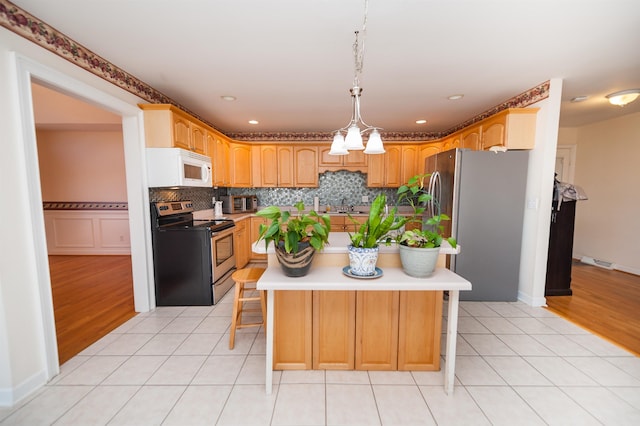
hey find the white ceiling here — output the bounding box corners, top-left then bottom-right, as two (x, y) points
(14, 0), (640, 135)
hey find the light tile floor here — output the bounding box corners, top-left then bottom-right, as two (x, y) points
(2, 295), (640, 425)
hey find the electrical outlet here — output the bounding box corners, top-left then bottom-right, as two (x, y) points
(362, 195), (369, 203)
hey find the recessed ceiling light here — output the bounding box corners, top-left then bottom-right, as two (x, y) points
(416, 119), (427, 124)
(448, 94), (464, 100)
(248, 120), (259, 125)
(570, 96), (589, 103)
(220, 95), (236, 101)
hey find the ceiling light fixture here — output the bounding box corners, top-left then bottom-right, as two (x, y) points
(448, 94), (464, 100)
(329, 0), (384, 156)
(570, 96), (589, 103)
(248, 120), (259, 125)
(416, 119), (427, 124)
(606, 89), (640, 107)
(220, 95), (236, 101)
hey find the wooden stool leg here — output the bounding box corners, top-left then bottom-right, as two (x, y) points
(260, 290), (267, 327)
(229, 281), (243, 349)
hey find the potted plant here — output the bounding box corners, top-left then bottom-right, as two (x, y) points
(396, 173), (457, 277)
(256, 201), (331, 277)
(346, 193), (406, 277)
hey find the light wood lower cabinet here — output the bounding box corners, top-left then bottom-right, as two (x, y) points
(272, 289), (442, 371)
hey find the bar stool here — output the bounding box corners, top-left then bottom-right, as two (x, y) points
(229, 267), (266, 349)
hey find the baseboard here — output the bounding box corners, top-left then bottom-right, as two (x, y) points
(0, 369), (47, 408)
(517, 291), (547, 307)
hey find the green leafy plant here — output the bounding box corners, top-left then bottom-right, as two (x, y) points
(347, 193), (406, 248)
(256, 201), (331, 253)
(397, 173), (457, 249)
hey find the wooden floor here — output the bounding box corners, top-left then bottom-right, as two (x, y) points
(545, 259), (640, 356)
(49, 255), (136, 364)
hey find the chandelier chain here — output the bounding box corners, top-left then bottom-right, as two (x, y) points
(353, 0), (369, 83)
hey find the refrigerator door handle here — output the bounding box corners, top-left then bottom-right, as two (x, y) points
(429, 171), (441, 216)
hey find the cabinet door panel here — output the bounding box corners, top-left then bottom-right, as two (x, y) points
(260, 145), (278, 187)
(355, 291), (399, 370)
(397, 291), (442, 370)
(277, 146), (294, 187)
(313, 290), (356, 369)
(294, 147), (318, 187)
(274, 290), (312, 369)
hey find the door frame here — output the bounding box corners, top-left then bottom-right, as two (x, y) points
(555, 144), (577, 183)
(13, 53), (154, 379)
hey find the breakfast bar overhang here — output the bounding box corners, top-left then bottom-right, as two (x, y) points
(254, 233), (471, 395)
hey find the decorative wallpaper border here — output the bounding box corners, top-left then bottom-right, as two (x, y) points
(43, 201), (128, 210)
(1, 0), (549, 142)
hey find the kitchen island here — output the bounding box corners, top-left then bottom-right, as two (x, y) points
(254, 233), (470, 395)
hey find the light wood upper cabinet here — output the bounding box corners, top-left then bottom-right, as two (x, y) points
(190, 122), (207, 155)
(461, 125), (482, 150)
(480, 108), (538, 150)
(139, 104), (207, 155)
(318, 146), (367, 172)
(210, 133), (230, 186)
(367, 144), (415, 188)
(294, 146), (318, 187)
(400, 145), (419, 185)
(229, 142), (252, 187)
(253, 145), (294, 188)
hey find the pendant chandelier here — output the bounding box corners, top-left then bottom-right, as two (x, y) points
(329, 0), (384, 155)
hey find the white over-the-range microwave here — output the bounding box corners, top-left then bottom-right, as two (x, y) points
(146, 147), (212, 187)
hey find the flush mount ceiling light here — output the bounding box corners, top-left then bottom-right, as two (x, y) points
(570, 96), (589, 103)
(416, 119), (427, 124)
(248, 120), (259, 125)
(220, 95), (236, 101)
(606, 89), (640, 106)
(447, 94), (464, 100)
(329, 0), (384, 156)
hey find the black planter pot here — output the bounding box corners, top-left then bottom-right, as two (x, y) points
(275, 241), (316, 277)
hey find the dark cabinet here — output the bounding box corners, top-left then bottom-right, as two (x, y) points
(545, 200), (576, 296)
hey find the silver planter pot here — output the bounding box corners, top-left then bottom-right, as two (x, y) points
(398, 244), (440, 278)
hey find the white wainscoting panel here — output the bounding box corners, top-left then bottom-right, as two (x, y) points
(44, 210), (131, 255)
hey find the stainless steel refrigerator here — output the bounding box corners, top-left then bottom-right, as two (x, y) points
(425, 148), (529, 301)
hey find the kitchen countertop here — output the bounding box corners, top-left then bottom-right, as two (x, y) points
(252, 232), (460, 255)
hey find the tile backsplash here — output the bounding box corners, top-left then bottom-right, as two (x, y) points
(230, 171), (397, 209)
(149, 171), (399, 211)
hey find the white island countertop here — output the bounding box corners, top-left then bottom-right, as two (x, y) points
(257, 265), (470, 292)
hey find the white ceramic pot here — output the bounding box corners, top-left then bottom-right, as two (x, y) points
(347, 245), (379, 276)
(398, 244), (440, 278)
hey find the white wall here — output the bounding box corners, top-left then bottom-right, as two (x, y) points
(517, 79), (563, 307)
(37, 129), (127, 201)
(558, 112), (640, 274)
(0, 27), (153, 407)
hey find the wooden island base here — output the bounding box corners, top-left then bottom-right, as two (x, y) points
(255, 235), (470, 395)
(274, 289), (443, 372)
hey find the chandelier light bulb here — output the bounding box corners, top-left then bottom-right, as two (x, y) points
(344, 125), (365, 150)
(363, 129), (385, 154)
(329, 132), (349, 155)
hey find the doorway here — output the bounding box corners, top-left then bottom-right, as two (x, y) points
(11, 55), (153, 380)
(32, 82), (137, 363)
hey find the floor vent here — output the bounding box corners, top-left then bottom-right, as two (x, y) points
(580, 256), (615, 270)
